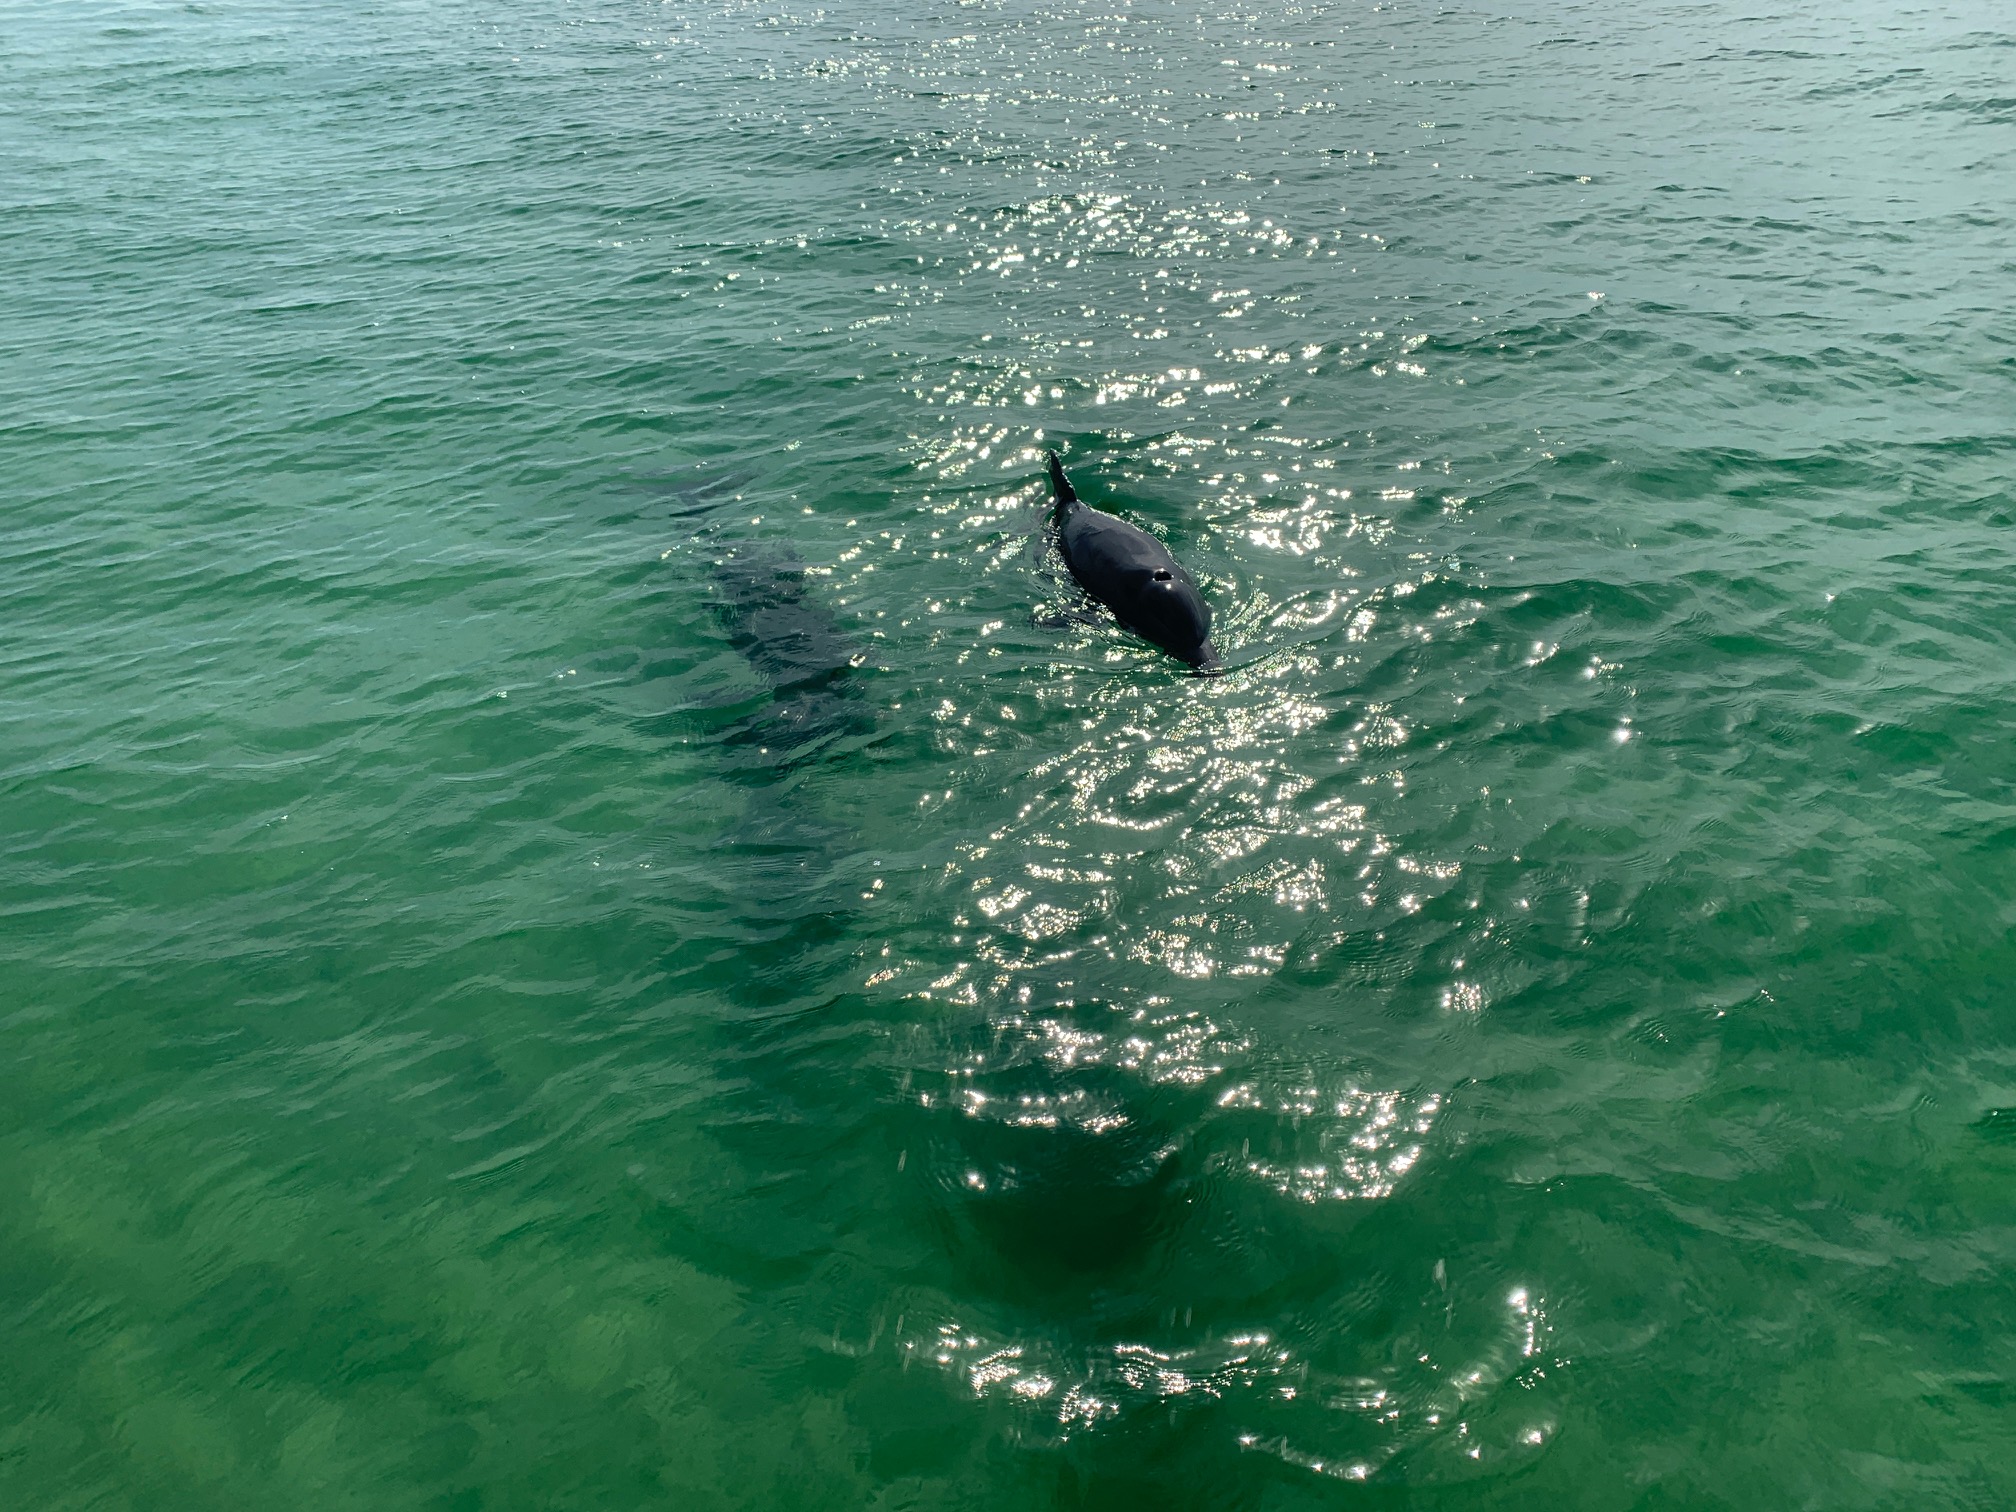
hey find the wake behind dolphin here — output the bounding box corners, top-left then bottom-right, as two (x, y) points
(1046, 451), (1221, 673)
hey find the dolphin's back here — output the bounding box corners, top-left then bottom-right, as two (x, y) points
(1042, 452), (1219, 670)
(1059, 505), (1186, 591)
(710, 544), (870, 765)
(712, 547), (856, 692)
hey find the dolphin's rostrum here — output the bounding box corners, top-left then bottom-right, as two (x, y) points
(1047, 451), (1221, 673)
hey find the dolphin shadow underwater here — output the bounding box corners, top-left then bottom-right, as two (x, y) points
(1044, 451), (1221, 674)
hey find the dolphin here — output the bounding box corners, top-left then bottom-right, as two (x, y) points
(709, 542), (872, 769)
(1046, 451), (1221, 673)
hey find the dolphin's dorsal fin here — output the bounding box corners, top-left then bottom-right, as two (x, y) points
(1046, 450), (1079, 515)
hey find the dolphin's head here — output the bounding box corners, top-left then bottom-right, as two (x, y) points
(1127, 566), (1219, 673)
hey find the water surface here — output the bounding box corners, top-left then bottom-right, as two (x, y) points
(5, 0), (2016, 1506)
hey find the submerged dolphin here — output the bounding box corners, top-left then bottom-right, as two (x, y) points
(1046, 452), (1221, 673)
(704, 541), (875, 779)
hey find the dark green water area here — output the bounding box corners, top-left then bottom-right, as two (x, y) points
(5, 0), (2016, 1506)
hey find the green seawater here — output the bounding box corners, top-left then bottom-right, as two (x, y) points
(5, 0), (2016, 1505)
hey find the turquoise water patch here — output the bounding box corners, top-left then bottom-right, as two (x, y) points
(4, 0), (2016, 1506)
